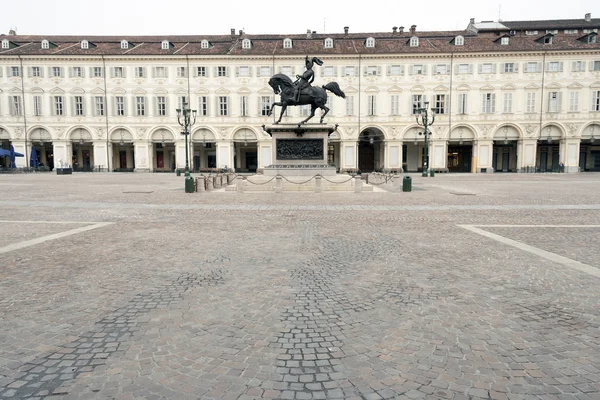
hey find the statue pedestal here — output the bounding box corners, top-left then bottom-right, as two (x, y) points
(262, 124), (337, 176)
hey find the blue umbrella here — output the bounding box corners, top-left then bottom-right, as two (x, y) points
(9, 144), (16, 168)
(30, 145), (39, 168)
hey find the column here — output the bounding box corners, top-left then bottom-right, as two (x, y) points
(12, 141), (27, 167)
(134, 142), (151, 172)
(518, 139), (538, 172)
(385, 140), (403, 172)
(340, 140), (357, 172)
(93, 141), (108, 171)
(430, 139), (448, 172)
(258, 140), (272, 173)
(216, 141), (233, 171)
(52, 141), (70, 168)
(175, 142), (186, 169)
(563, 138), (581, 173)
(476, 140), (493, 173)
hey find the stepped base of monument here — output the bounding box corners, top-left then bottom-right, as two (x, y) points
(263, 164), (337, 176)
(224, 173), (373, 192)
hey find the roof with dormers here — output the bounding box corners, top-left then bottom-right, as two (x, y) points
(0, 19), (599, 57)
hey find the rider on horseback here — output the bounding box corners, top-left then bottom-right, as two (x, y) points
(293, 56), (323, 103)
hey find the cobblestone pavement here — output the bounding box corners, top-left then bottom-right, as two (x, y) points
(1, 173), (600, 399)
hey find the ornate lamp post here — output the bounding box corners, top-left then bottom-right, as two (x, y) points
(415, 101), (435, 177)
(176, 102), (197, 193)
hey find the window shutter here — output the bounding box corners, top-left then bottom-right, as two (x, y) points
(71, 97), (76, 116)
(235, 67), (240, 77)
(410, 65), (415, 75)
(557, 92), (563, 112)
(194, 67), (199, 77)
(514, 63), (519, 73)
(255, 66), (261, 77)
(386, 65), (391, 75)
(478, 64), (483, 74)
(422, 65), (428, 75)
(214, 66), (219, 77)
(48, 67), (53, 77)
(468, 64), (473, 74)
(481, 94), (486, 113)
(333, 66), (338, 76)
(27, 67), (33, 77)
(454, 64), (459, 74)
(89, 67), (94, 77)
(376, 66), (382, 76)
(491, 94), (496, 113)
(536, 62), (542, 72)
(60, 67), (65, 77)
(500, 63), (506, 73)
(80, 68), (85, 78)
(590, 61), (594, 71)
(558, 62), (564, 72)
(162, 68), (166, 78)
(492, 64), (497, 73)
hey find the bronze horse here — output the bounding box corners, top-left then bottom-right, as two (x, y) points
(268, 74), (346, 124)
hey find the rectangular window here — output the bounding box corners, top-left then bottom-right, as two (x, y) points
(526, 62), (539, 73)
(481, 63), (494, 74)
(154, 66), (166, 78)
(412, 64), (424, 75)
(526, 92), (536, 113)
(51, 67), (62, 77)
(503, 63), (515, 73)
(366, 66), (378, 76)
(74, 96), (84, 116)
(157, 96), (167, 116)
(54, 96), (64, 116)
(345, 96), (354, 115)
(458, 64), (470, 74)
(390, 95), (400, 115)
(177, 96), (188, 111)
(95, 96), (105, 116)
(525, 30), (538, 35)
(548, 92), (561, 112)
(260, 96), (271, 116)
(198, 96), (208, 116)
(434, 94), (447, 114)
(71, 67), (83, 78)
(136, 97), (146, 116)
(31, 66), (42, 77)
(412, 94), (423, 115)
(300, 105), (310, 117)
(546, 62), (560, 72)
(503, 92), (513, 113)
(219, 96), (228, 116)
(115, 96), (125, 116)
(177, 66), (187, 78)
(367, 95), (377, 116)
(258, 66), (271, 77)
(196, 66), (207, 77)
(592, 91), (600, 112)
(572, 61), (585, 72)
(344, 66), (355, 76)
(323, 66), (335, 77)
(390, 65), (403, 76)
(237, 66), (250, 77)
(280, 66), (293, 76)
(135, 67), (146, 78)
(113, 67), (124, 78)
(239, 96), (248, 117)
(11, 96), (22, 116)
(93, 67), (103, 78)
(592, 61), (600, 71)
(435, 64), (448, 75)
(565, 29), (578, 34)
(33, 96), (42, 116)
(569, 92), (579, 112)
(10, 66), (21, 77)
(481, 93), (495, 114)
(458, 93), (468, 114)
(217, 66), (227, 77)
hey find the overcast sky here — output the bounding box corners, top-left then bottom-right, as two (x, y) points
(1, 0), (597, 36)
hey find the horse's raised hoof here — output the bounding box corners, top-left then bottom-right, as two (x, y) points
(274, 121), (280, 125)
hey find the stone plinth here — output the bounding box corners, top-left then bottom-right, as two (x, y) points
(262, 124), (338, 176)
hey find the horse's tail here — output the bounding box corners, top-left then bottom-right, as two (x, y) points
(322, 82), (346, 98)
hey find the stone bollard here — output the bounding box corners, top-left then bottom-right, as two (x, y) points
(354, 176), (362, 193)
(237, 178), (245, 193)
(197, 176), (205, 192)
(212, 176), (218, 188)
(315, 175), (322, 193)
(275, 175), (283, 193)
(206, 176), (214, 191)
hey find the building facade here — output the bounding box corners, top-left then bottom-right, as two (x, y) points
(1, 15), (600, 173)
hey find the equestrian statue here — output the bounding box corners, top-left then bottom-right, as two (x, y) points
(268, 56), (345, 125)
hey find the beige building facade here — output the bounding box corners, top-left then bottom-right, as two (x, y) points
(1, 16), (600, 173)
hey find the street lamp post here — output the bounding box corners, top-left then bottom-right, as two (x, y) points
(416, 101), (435, 177)
(176, 102), (197, 193)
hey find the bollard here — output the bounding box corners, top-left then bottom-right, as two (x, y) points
(176, 169), (181, 177)
(430, 169), (435, 178)
(237, 178), (245, 193)
(402, 176), (412, 192)
(206, 176), (214, 191)
(197, 176), (205, 192)
(315, 175), (322, 193)
(354, 176), (362, 193)
(275, 176), (283, 193)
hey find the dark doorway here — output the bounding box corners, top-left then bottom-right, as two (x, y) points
(119, 151), (127, 169)
(447, 145), (472, 172)
(358, 142), (375, 173)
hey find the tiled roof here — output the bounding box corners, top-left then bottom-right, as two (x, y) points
(502, 18), (600, 30)
(0, 27), (598, 57)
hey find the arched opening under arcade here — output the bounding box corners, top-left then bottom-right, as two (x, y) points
(537, 125), (563, 172)
(111, 129), (135, 172)
(151, 129), (176, 172)
(191, 128), (217, 172)
(0, 127), (11, 168)
(233, 129), (258, 173)
(357, 128), (385, 173)
(492, 126), (520, 172)
(448, 126), (475, 173)
(580, 123), (600, 171)
(328, 131), (341, 172)
(403, 127), (423, 172)
(70, 128), (94, 171)
(29, 128), (54, 170)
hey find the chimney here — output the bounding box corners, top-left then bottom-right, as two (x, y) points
(399, 26), (404, 33)
(306, 29), (312, 39)
(8, 29), (16, 35)
(470, 18), (475, 24)
(410, 25), (416, 34)
(239, 29), (243, 36)
(231, 28), (235, 38)
(585, 13), (591, 22)
(392, 26), (398, 34)
(344, 26), (349, 36)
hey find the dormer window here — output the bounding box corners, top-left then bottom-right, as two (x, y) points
(41, 40), (49, 49)
(161, 40), (170, 50)
(1, 39), (8, 49)
(121, 40), (129, 49)
(283, 38), (292, 49)
(201, 39), (210, 49)
(544, 35), (553, 44)
(546, 30), (558, 34)
(454, 36), (464, 46)
(589, 33), (598, 44)
(242, 38), (252, 49)
(525, 30), (538, 35)
(81, 40), (89, 49)
(410, 36), (419, 47)
(365, 37), (375, 48)
(324, 38), (333, 48)
(501, 37), (509, 45)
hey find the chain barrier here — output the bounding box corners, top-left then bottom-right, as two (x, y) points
(320, 175), (354, 184)
(245, 176), (277, 185)
(279, 175), (317, 185)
